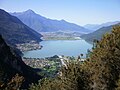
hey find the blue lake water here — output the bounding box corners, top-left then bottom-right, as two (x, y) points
(23, 40), (92, 58)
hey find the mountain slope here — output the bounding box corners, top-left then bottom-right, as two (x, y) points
(0, 9), (42, 46)
(0, 35), (42, 89)
(81, 24), (120, 42)
(84, 21), (120, 31)
(11, 9), (89, 34)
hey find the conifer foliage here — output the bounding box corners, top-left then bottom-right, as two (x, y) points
(85, 25), (120, 90)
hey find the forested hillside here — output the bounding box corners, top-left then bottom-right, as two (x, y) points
(0, 35), (42, 89)
(81, 24), (120, 43)
(0, 9), (42, 46)
(29, 25), (120, 90)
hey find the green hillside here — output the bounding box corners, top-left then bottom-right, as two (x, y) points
(81, 24), (120, 42)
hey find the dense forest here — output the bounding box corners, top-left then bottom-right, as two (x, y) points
(0, 25), (119, 90)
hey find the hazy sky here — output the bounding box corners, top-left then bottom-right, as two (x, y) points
(0, 0), (120, 25)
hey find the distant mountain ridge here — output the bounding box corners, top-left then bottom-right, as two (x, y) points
(11, 9), (90, 34)
(81, 23), (120, 43)
(0, 9), (42, 46)
(84, 21), (120, 31)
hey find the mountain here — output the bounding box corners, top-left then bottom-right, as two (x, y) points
(81, 24), (120, 43)
(0, 9), (42, 46)
(11, 9), (90, 34)
(0, 35), (42, 89)
(84, 21), (120, 31)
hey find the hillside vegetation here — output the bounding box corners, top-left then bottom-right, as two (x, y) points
(0, 35), (42, 89)
(29, 25), (120, 90)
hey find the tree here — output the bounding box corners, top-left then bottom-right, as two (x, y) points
(85, 25), (120, 90)
(0, 74), (24, 90)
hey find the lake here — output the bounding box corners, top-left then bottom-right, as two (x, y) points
(23, 40), (92, 58)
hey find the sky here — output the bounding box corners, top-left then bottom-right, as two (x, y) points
(0, 0), (120, 25)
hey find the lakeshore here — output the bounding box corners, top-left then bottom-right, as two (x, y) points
(16, 41), (43, 52)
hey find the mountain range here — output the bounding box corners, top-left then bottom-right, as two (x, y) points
(1, 9), (120, 46)
(11, 9), (90, 34)
(84, 21), (120, 31)
(0, 9), (42, 46)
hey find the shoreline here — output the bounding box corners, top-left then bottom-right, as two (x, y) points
(42, 36), (81, 41)
(16, 42), (43, 52)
